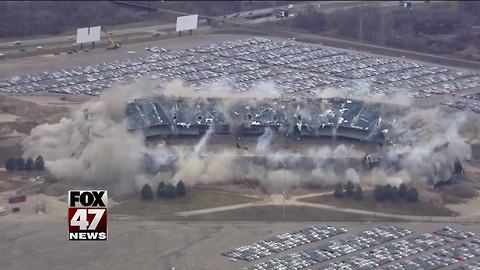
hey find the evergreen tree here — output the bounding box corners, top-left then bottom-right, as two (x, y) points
(384, 184), (393, 200)
(398, 183), (408, 198)
(35, 155), (45, 171)
(164, 183), (176, 199)
(405, 187), (419, 203)
(25, 157), (34, 171)
(5, 158), (16, 172)
(157, 182), (166, 198)
(140, 184), (154, 200)
(16, 158), (25, 171)
(374, 185), (386, 201)
(345, 180), (355, 197)
(176, 180), (186, 197)
(354, 185), (363, 201)
(390, 186), (399, 202)
(333, 183), (344, 198)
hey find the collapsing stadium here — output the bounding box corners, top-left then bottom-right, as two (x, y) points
(124, 94), (468, 189)
(125, 96), (392, 144)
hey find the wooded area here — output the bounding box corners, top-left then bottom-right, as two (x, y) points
(0, 1), (148, 37)
(294, 2), (480, 58)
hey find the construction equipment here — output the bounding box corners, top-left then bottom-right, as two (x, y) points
(102, 28), (121, 50)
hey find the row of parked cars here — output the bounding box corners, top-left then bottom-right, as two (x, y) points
(324, 226), (475, 270)
(0, 50), (186, 96)
(442, 100), (480, 114)
(434, 226), (476, 240)
(190, 37), (480, 101)
(421, 76), (480, 96)
(223, 225), (347, 261)
(242, 225), (412, 270)
(454, 257), (480, 270)
(1, 37), (479, 102)
(382, 238), (480, 270)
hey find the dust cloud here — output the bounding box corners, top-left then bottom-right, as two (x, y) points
(21, 79), (472, 195)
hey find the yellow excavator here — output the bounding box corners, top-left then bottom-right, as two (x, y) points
(102, 28), (121, 50)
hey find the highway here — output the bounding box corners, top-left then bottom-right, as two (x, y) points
(0, 1), (360, 51)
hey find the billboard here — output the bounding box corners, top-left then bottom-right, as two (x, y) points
(76, 26), (102, 44)
(176, 15), (198, 32)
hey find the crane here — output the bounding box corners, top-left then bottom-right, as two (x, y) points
(102, 28), (121, 50)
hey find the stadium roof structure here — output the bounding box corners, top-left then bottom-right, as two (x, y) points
(125, 96), (393, 143)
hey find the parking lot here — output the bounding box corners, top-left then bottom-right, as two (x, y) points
(2, 219), (480, 270)
(0, 37), (479, 112)
(454, 258), (480, 270)
(233, 225), (480, 270)
(223, 225), (347, 261)
(242, 225), (413, 270)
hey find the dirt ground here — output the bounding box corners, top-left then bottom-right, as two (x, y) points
(0, 94), (71, 163)
(110, 188), (258, 218)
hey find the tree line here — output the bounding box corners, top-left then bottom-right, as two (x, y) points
(4, 155), (45, 172)
(140, 180), (186, 200)
(333, 181), (363, 200)
(0, 1), (147, 38)
(374, 183), (419, 203)
(293, 2), (480, 57)
(333, 181), (419, 203)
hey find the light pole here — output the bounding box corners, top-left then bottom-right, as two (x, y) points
(282, 163), (287, 220)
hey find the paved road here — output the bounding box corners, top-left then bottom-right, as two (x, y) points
(175, 192), (480, 223)
(0, 1), (366, 50)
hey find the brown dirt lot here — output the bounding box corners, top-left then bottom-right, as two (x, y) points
(299, 192), (457, 217)
(0, 94), (71, 164)
(0, 94), (69, 122)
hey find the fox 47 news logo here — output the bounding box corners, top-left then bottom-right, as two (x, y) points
(68, 190), (108, 241)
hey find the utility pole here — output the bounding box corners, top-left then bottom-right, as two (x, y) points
(380, 8), (386, 45)
(282, 163), (287, 220)
(359, 5), (364, 41)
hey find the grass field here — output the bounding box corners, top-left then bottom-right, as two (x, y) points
(109, 188), (257, 217)
(299, 191), (457, 217)
(189, 205), (403, 222)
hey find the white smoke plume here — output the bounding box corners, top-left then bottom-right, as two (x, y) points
(256, 128), (274, 156)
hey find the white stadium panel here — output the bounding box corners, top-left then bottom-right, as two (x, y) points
(176, 14), (198, 32)
(76, 26), (102, 44)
